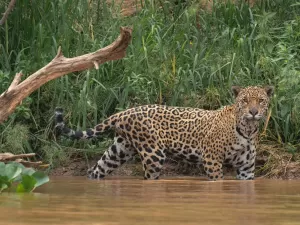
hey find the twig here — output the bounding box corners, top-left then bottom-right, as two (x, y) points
(0, 0), (17, 26)
(261, 108), (272, 137)
(7, 72), (23, 91)
(283, 155), (293, 176)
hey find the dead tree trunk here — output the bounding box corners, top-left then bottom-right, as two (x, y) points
(0, 27), (132, 124)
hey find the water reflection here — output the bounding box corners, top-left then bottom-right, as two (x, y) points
(0, 177), (300, 225)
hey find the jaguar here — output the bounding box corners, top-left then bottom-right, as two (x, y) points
(55, 86), (273, 180)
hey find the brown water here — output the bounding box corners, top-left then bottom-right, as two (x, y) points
(1, 177), (300, 225)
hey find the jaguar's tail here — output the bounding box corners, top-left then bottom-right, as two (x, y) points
(54, 108), (115, 140)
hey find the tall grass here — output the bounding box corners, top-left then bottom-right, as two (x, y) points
(0, 0), (299, 165)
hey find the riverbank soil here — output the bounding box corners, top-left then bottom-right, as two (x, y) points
(50, 142), (300, 180)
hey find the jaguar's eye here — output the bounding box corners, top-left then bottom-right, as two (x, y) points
(242, 97), (248, 103)
(259, 99), (264, 103)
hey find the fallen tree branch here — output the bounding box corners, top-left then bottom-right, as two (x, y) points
(0, 27), (132, 124)
(0, 152), (49, 168)
(0, 152), (35, 161)
(7, 72), (23, 92)
(0, 0), (17, 26)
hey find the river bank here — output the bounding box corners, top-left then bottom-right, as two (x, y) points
(50, 142), (300, 180)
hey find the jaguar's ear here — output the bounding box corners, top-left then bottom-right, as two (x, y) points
(264, 86), (274, 97)
(231, 86), (241, 98)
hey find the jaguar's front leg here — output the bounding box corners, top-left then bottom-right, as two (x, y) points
(203, 154), (224, 181)
(236, 150), (256, 180)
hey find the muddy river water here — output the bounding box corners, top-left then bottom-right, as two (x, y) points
(1, 177), (300, 225)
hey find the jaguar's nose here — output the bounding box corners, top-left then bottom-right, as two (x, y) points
(249, 108), (258, 116)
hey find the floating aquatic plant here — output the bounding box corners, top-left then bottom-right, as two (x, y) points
(0, 162), (49, 193)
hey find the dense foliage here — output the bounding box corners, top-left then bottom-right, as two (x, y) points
(0, 0), (299, 167)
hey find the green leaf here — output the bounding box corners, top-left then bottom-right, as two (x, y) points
(7, 161), (26, 169)
(32, 171), (49, 188)
(5, 164), (22, 181)
(0, 162), (5, 175)
(0, 175), (10, 184)
(16, 184), (26, 193)
(16, 175), (37, 193)
(22, 168), (36, 176)
(0, 183), (8, 192)
(15, 165), (35, 182)
(0, 175), (10, 192)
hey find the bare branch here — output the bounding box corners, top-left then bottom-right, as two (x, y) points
(0, 0), (17, 26)
(7, 72), (23, 91)
(0, 152), (35, 161)
(0, 152), (49, 168)
(93, 61), (99, 70)
(0, 27), (132, 124)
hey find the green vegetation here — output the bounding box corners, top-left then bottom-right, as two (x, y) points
(0, 162), (49, 193)
(0, 0), (299, 171)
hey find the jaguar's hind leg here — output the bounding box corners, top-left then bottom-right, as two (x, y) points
(88, 136), (136, 179)
(139, 147), (166, 180)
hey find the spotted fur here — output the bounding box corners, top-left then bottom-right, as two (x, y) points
(55, 86), (273, 180)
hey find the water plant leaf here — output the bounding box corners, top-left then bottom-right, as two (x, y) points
(16, 175), (37, 193)
(32, 171), (49, 188)
(7, 161), (26, 169)
(14, 167), (36, 182)
(0, 183), (8, 192)
(22, 168), (36, 176)
(5, 164), (22, 181)
(0, 175), (10, 192)
(0, 162), (49, 193)
(0, 162), (5, 175)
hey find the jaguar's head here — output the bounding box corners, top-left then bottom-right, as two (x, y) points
(232, 86), (274, 122)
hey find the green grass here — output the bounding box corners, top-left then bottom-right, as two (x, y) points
(0, 0), (299, 166)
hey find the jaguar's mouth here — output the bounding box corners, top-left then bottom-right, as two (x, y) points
(244, 114), (263, 121)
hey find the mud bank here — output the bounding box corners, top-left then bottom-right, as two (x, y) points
(50, 143), (300, 179)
